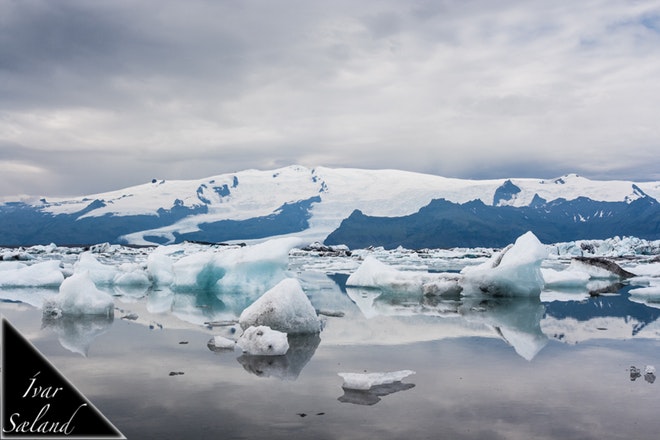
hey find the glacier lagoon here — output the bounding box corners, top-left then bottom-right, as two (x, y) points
(1, 236), (660, 439)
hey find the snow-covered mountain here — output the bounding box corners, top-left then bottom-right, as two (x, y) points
(1, 165), (659, 247)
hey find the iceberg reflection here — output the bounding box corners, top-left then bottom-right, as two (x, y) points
(236, 333), (321, 380)
(42, 313), (113, 357)
(338, 382), (416, 406)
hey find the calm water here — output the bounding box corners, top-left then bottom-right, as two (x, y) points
(2, 276), (660, 440)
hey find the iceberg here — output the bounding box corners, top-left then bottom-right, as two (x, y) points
(0, 260), (64, 287)
(346, 256), (424, 293)
(237, 333), (321, 380)
(74, 253), (120, 285)
(629, 285), (660, 299)
(147, 253), (175, 286)
(237, 325), (289, 356)
(239, 278), (321, 334)
(338, 370), (415, 391)
(346, 232), (549, 297)
(44, 271), (115, 317)
(169, 237), (303, 294)
(461, 231), (548, 296)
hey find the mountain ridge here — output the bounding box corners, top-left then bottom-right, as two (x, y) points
(1, 165), (659, 247)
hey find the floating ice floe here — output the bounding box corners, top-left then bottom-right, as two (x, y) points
(44, 271), (115, 317)
(168, 237), (303, 294)
(540, 268), (591, 288)
(346, 256), (427, 293)
(207, 335), (237, 351)
(0, 260), (64, 287)
(239, 278), (321, 334)
(338, 370), (416, 391)
(629, 285), (660, 299)
(237, 325), (289, 355)
(347, 232), (549, 297)
(461, 231), (549, 296)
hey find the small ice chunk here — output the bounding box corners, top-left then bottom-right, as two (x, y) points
(541, 268), (590, 287)
(237, 325), (289, 356)
(346, 256), (423, 292)
(645, 365), (656, 375)
(45, 271), (114, 317)
(239, 278), (321, 334)
(338, 370), (416, 391)
(208, 335), (236, 351)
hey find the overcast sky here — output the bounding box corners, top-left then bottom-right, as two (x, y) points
(1, 0), (660, 198)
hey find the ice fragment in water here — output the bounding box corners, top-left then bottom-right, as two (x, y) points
(338, 370), (415, 391)
(207, 335), (237, 351)
(237, 325), (289, 356)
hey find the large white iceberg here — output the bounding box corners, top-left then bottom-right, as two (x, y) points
(169, 237), (303, 294)
(45, 271), (115, 317)
(346, 232), (548, 297)
(239, 278), (321, 334)
(461, 231), (548, 296)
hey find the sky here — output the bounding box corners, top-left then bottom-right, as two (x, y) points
(1, 0), (660, 199)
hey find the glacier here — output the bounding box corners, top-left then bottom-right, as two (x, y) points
(1, 165), (659, 247)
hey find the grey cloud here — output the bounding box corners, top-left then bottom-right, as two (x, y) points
(1, 0), (660, 198)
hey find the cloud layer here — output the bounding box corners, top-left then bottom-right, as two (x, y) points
(1, 0), (660, 197)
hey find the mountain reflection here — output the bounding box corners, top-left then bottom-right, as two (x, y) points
(343, 278), (660, 360)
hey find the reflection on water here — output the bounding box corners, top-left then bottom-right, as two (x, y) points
(3, 272), (660, 440)
(236, 333), (321, 380)
(7, 274), (659, 365)
(460, 297), (547, 360)
(41, 313), (113, 356)
(338, 382), (416, 406)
